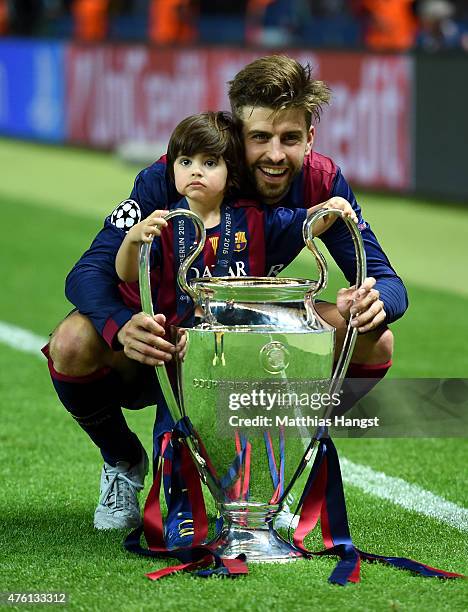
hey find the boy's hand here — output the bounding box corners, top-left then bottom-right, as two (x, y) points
(127, 210), (169, 244)
(307, 197), (358, 237)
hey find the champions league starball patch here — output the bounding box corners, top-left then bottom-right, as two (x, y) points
(110, 199), (141, 231)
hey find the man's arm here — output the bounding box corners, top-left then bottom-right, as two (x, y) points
(65, 158), (178, 349)
(320, 169), (408, 326)
(116, 312), (175, 366)
(263, 198), (357, 273)
(65, 220), (134, 348)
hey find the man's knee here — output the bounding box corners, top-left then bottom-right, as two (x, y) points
(377, 328), (394, 363)
(316, 302), (394, 364)
(353, 327), (394, 365)
(49, 312), (109, 376)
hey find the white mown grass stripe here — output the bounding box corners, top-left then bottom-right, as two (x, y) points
(1, 319), (467, 532)
(0, 321), (47, 354)
(341, 457), (468, 532)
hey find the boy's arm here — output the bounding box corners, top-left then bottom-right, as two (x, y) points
(306, 197), (358, 234)
(115, 233), (141, 282)
(115, 210), (168, 282)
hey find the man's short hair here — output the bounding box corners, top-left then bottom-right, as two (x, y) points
(228, 55), (331, 127)
(167, 111), (242, 194)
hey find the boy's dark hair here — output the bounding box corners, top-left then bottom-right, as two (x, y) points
(167, 111), (243, 195)
(228, 55), (331, 127)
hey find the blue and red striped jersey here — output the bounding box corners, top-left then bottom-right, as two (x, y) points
(117, 198), (307, 329)
(65, 151), (408, 348)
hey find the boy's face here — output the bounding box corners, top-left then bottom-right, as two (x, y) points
(239, 106), (314, 205)
(173, 153), (228, 204)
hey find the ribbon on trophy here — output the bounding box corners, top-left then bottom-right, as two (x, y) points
(291, 436), (465, 584)
(219, 432), (251, 502)
(125, 423), (465, 584)
(264, 430), (285, 504)
(124, 418), (248, 579)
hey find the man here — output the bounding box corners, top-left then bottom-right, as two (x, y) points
(45, 55), (407, 537)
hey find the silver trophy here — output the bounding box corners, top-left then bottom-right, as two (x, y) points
(139, 208), (366, 562)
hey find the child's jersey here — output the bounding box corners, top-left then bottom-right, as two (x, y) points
(118, 197), (308, 328)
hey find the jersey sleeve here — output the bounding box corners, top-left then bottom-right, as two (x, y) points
(129, 159), (178, 215)
(264, 207), (308, 271)
(65, 160), (174, 348)
(320, 169), (408, 324)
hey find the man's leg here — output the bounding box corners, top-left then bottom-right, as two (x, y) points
(316, 301), (393, 363)
(45, 312), (148, 529)
(316, 302), (393, 414)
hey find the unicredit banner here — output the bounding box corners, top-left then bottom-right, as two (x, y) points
(314, 53), (412, 191)
(65, 47), (260, 147)
(0, 40), (412, 191)
(66, 46), (412, 190)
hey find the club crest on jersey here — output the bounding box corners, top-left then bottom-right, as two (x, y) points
(110, 199), (141, 231)
(234, 231), (247, 252)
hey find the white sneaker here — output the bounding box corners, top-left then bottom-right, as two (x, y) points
(93, 449), (149, 530)
(274, 505), (300, 530)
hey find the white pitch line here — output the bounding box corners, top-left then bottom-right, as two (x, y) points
(1, 319), (467, 532)
(0, 321), (47, 354)
(340, 457), (468, 532)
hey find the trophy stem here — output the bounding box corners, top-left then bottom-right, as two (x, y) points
(208, 503), (302, 563)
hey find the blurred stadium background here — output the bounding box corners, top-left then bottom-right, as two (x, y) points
(1, 2), (467, 610)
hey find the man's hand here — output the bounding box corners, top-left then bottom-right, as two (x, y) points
(307, 196), (358, 237)
(336, 277), (386, 333)
(117, 312), (175, 366)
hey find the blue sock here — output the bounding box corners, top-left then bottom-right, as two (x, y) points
(46, 357), (142, 466)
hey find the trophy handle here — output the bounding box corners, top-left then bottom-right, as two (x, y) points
(139, 208), (206, 421)
(279, 209), (367, 532)
(303, 208), (367, 396)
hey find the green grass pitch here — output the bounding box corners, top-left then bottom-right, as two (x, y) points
(0, 139), (467, 611)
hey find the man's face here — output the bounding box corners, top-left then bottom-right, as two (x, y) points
(240, 106), (314, 205)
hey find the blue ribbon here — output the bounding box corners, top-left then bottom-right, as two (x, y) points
(219, 434), (248, 492)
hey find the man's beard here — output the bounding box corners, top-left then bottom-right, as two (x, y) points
(249, 164), (299, 205)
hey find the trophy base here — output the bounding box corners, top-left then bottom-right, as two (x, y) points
(209, 523), (302, 563)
